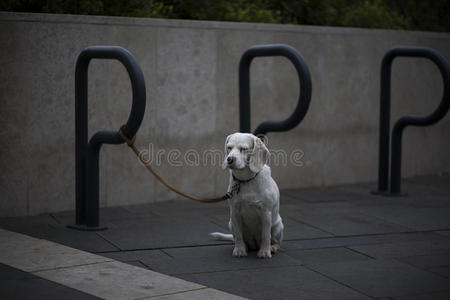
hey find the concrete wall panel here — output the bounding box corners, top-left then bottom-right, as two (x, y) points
(1, 12), (449, 216)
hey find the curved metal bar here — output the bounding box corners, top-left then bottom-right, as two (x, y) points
(72, 46), (146, 230)
(375, 46), (450, 195)
(390, 47), (450, 194)
(239, 44), (312, 136)
(76, 46), (146, 144)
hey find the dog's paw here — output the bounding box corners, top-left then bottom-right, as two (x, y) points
(257, 248), (272, 259)
(232, 246), (247, 257)
(271, 244), (280, 253)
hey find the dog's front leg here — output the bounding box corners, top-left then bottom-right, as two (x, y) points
(231, 213), (247, 257)
(258, 211), (272, 258)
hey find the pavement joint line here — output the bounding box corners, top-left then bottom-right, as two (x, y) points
(0, 228), (246, 300)
(345, 246), (377, 260)
(391, 257), (429, 270)
(285, 229), (450, 242)
(137, 260), (153, 269)
(286, 215), (336, 235)
(92, 230), (449, 254)
(397, 253), (450, 262)
(417, 266), (450, 280)
(396, 290), (450, 299)
(49, 213), (62, 225)
(302, 264), (376, 299)
(95, 231), (122, 251)
(355, 211), (420, 232)
(160, 249), (175, 258)
(94, 242), (234, 253)
(32, 259), (115, 274)
(47, 223), (57, 229)
(170, 263), (305, 276)
(133, 287), (209, 300)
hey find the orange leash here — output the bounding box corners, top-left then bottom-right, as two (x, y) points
(118, 130), (231, 203)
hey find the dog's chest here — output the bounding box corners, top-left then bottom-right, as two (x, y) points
(232, 185), (265, 215)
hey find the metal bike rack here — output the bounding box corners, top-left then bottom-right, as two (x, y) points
(69, 46), (146, 230)
(239, 44), (312, 135)
(374, 46), (450, 196)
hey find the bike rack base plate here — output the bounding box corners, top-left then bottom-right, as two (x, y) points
(67, 224), (108, 231)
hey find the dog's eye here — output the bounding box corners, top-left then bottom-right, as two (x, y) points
(240, 147), (248, 152)
(227, 146), (232, 152)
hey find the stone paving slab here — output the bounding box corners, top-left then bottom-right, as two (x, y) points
(140, 244), (301, 275)
(360, 206), (450, 231)
(349, 239), (450, 259)
(397, 254), (450, 271)
(0, 215), (117, 252)
(100, 248), (172, 266)
(284, 247), (372, 265)
(100, 248), (173, 272)
(35, 261), (205, 300)
(178, 265), (372, 300)
(283, 231), (448, 251)
(1, 174), (450, 299)
(102, 244), (302, 276)
(0, 229), (246, 300)
(283, 216), (333, 239)
(53, 206), (157, 223)
(0, 228), (112, 272)
(394, 291), (450, 300)
(401, 177), (450, 197)
(429, 266), (450, 279)
(0, 263), (36, 280)
(284, 179), (450, 208)
(0, 263), (101, 300)
(437, 230), (450, 238)
(281, 198), (361, 216)
(288, 212), (413, 236)
(98, 215), (227, 250)
(125, 260), (153, 270)
(308, 259), (450, 298)
(209, 210), (333, 240)
(282, 186), (369, 203)
(145, 288), (247, 299)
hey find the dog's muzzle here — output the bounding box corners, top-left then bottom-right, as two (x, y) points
(227, 156), (235, 168)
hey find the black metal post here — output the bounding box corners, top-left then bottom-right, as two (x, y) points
(69, 46), (146, 230)
(374, 46), (450, 196)
(375, 53), (393, 194)
(239, 44), (312, 135)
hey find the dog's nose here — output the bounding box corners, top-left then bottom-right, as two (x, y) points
(227, 156), (235, 164)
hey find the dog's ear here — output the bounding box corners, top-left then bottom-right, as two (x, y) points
(249, 135), (269, 173)
(222, 134), (232, 170)
(224, 134), (231, 152)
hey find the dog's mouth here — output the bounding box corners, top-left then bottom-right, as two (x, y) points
(227, 163), (235, 169)
(228, 163), (247, 170)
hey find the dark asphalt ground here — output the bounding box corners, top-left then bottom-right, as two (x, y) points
(1, 174), (450, 299)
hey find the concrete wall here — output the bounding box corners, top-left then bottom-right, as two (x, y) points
(1, 12), (449, 217)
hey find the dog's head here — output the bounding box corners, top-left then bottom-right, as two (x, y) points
(222, 132), (269, 173)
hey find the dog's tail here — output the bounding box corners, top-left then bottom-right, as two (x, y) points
(209, 232), (234, 241)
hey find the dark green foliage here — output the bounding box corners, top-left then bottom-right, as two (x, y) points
(1, 0), (448, 32)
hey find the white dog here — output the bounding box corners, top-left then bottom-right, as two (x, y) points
(210, 132), (284, 258)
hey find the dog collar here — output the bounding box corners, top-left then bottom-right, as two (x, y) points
(228, 172), (260, 198)
(232, 171), (260, 183)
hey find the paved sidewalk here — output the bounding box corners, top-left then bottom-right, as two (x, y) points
(1, 174), (450, 299)
(0, 229), (244, 299)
